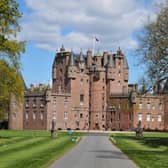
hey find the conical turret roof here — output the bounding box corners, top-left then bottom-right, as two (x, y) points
(69, 50), (75, 66)
(79, 50), (84, 62)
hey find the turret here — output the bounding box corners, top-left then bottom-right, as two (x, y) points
(87, 49), (92, 67)
(103, 51), (108, 66)
(60, 44), (65, 52)
(117, 47), (123, 57)
(116, 47), (128, 82)
(67, 51), (76, 79)
(79, 50), (85, 70)
(123, 54), (129, 82)
(69, 50), (75, 66)
(79, 50), (84, 62)
(107, 54), (115, 80)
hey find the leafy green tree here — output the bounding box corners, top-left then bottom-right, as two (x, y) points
(137, 1), (168, 88)
(0, 0), (25, 69)
(0, 0), (25, 120)
(0, 60), (24, 120)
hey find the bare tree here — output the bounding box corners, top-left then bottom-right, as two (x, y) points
(137, 1), (168, 89)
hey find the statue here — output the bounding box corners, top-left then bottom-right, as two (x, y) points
(51, 118), (57, 138)
(135, 121), (143, 138)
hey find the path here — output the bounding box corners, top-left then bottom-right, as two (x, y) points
(49, 133), (138, 168)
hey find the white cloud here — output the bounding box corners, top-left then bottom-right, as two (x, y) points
(18, 0), (156, 52)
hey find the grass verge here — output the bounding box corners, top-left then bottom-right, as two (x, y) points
(109, 132), (168, 168)
(0, 130), (83, 168)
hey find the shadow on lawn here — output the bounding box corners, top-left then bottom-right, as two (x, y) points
(113, 134), (168, 149)
(142, 137), (168, 148)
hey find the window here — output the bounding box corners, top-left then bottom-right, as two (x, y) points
(152, 105), (155, 109)
(80, 78), (83, 85)
(146, 114), (151, 122)
(33, 111), (37, 120)
(118, 103), (121, 109)
(80, 113), (83, 118)
(33, 99), (37, 107)
(158, 114), (162, 122)
(159, 103), (163, 110)
(139, 102), (143, 109)
(118, 71), (121, 77)
(40, 99), (45, 107)
(76, 121), (79, 126)
(64, 112), (68, 119)
(138, 113), (142, 121)
(118, 81), (121, 86)
(26, 111), (29, 120)
(25, 100), (29, 108)
(53, 99), (56, 108)
(52, 111), (56, 119)
(147, 103), (150, 109)
(64, 97), (68, 107)
(53, 99), (56, 105)
(80, 94), (84, 105)
(41, 111), (44, 120)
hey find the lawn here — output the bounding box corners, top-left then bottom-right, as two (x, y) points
(110, 132), (168, 168)
(0, 130), (83, 168)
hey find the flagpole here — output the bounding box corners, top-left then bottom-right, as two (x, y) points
(92, 37), (95, 57)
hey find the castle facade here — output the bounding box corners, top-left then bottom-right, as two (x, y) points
(9, 46), (168, 131)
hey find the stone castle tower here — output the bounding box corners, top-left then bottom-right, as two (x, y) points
(51, 46), (128, 130)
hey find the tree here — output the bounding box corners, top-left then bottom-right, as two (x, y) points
(138, 77), (148, 94)
(0, 0), (25, 121)
(0, 0), (25, 69)
(0, 60), (24, 120)
(137, 1), (168, 89)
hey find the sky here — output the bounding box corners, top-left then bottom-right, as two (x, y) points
(15, 0), (159, 87)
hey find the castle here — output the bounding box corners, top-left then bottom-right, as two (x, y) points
(9, 46), (168, 131)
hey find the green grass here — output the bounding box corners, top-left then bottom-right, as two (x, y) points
(110, 132), (168, 168)
(0, 130), (83, 168)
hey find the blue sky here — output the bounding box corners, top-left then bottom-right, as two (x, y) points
(16, 0), (158, 87)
